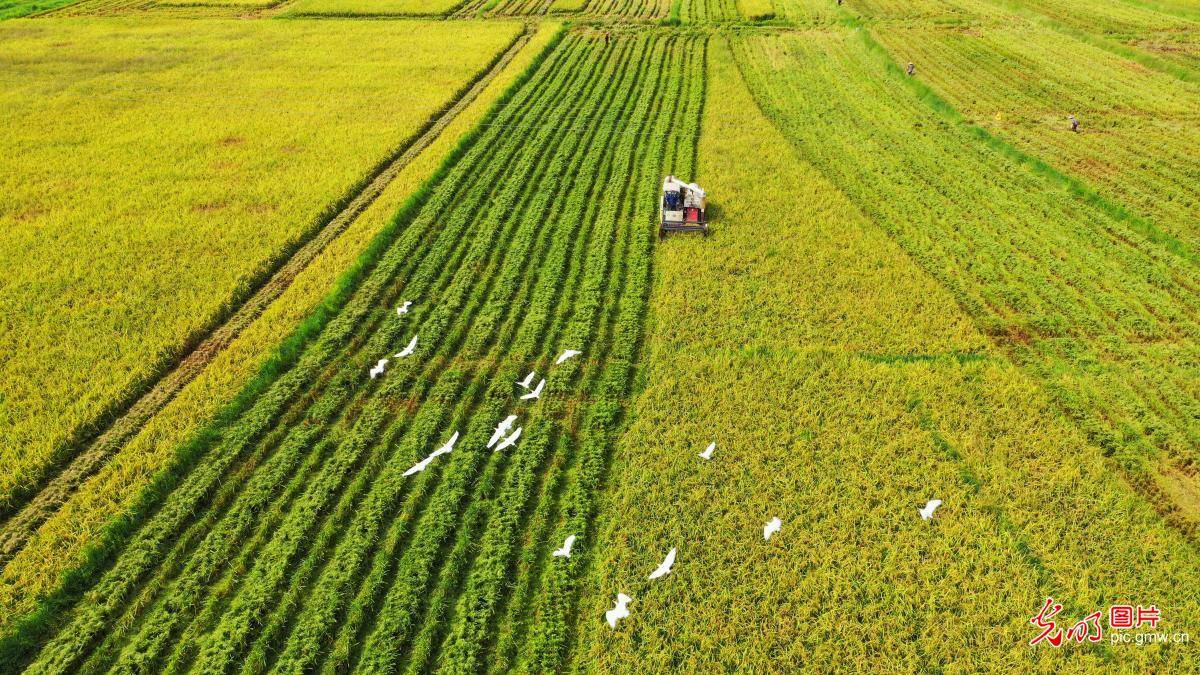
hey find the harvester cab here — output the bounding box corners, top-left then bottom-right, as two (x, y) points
(659, 175), (708, 238)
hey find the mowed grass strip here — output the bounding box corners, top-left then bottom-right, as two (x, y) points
(0, 17), (522, 518)
(735, 28), (1200, 530)
(0, 18), (562, 640)
(8, 30), (703, 674)
(573, 36), (1200, 671)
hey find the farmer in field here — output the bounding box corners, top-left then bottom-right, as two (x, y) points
(1069, 115), (1079, 132)
(906, 62), (915, 76)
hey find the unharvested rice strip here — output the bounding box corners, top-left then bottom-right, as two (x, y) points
(142, 36), (609, 672)
(1, 23), (525, 538)
(0, 26), (535, 570)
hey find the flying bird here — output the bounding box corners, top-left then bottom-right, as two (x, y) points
(517, 371), (537, 389)
(395, 335), (418, 358)
(698, 442), (715, 460)
(403, 455), (434, 477)
(605, 593), (632, 629)
(487, 415), (518, 449)
(431, 431), (459, 458)
(520, 378), (545, 401)
(402, 431), (459, 476)
(494, 427), (522, 452)
(396, 300), (412, 316)
(647, 547), (676, 580)
(763, 517), (782, 541)
(552, 534), (576, 558)
(555, 349), (582, 365)
(919, 499), (942, 521)
(369, 358), (388, 379)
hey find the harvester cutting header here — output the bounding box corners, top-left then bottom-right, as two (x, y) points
(659, 175), (708, 238)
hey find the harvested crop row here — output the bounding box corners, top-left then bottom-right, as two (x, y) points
(966, 0), (1200, 76)
(285, 0), (464, 18)
(734, 29), (1200, 530)
(41, 33), (607, 675)
(874, 22), (1200, 251)
(6, 30), (704, 675)
(679, 0), (736, 23)
(580, 0), (671, 21)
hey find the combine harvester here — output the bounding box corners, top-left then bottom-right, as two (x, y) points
(659, 174), (707, 238)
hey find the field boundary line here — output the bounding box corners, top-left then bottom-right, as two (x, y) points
(0, 24), (534, 567)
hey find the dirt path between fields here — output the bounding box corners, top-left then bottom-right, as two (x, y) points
(0, 25), (533, 569)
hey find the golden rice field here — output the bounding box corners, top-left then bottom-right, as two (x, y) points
(2, 0), (1199, 670)
(0, 17), (521, 516)
(0, 19), (561, 631)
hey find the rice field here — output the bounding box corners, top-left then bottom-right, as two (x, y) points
(0, 19), (562, 635)
(286, 0), (463, 17)
(1001, 0), (1200, 69)
(0, 0), (75, 18)
(575, 34), (1200, 672)
(3, 0), (1200, 670)
(0, 18), (521, 519)
(2, 30), (706, 673)
(735, 27), (1200, 534)
(874, 21), (1200, 251)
